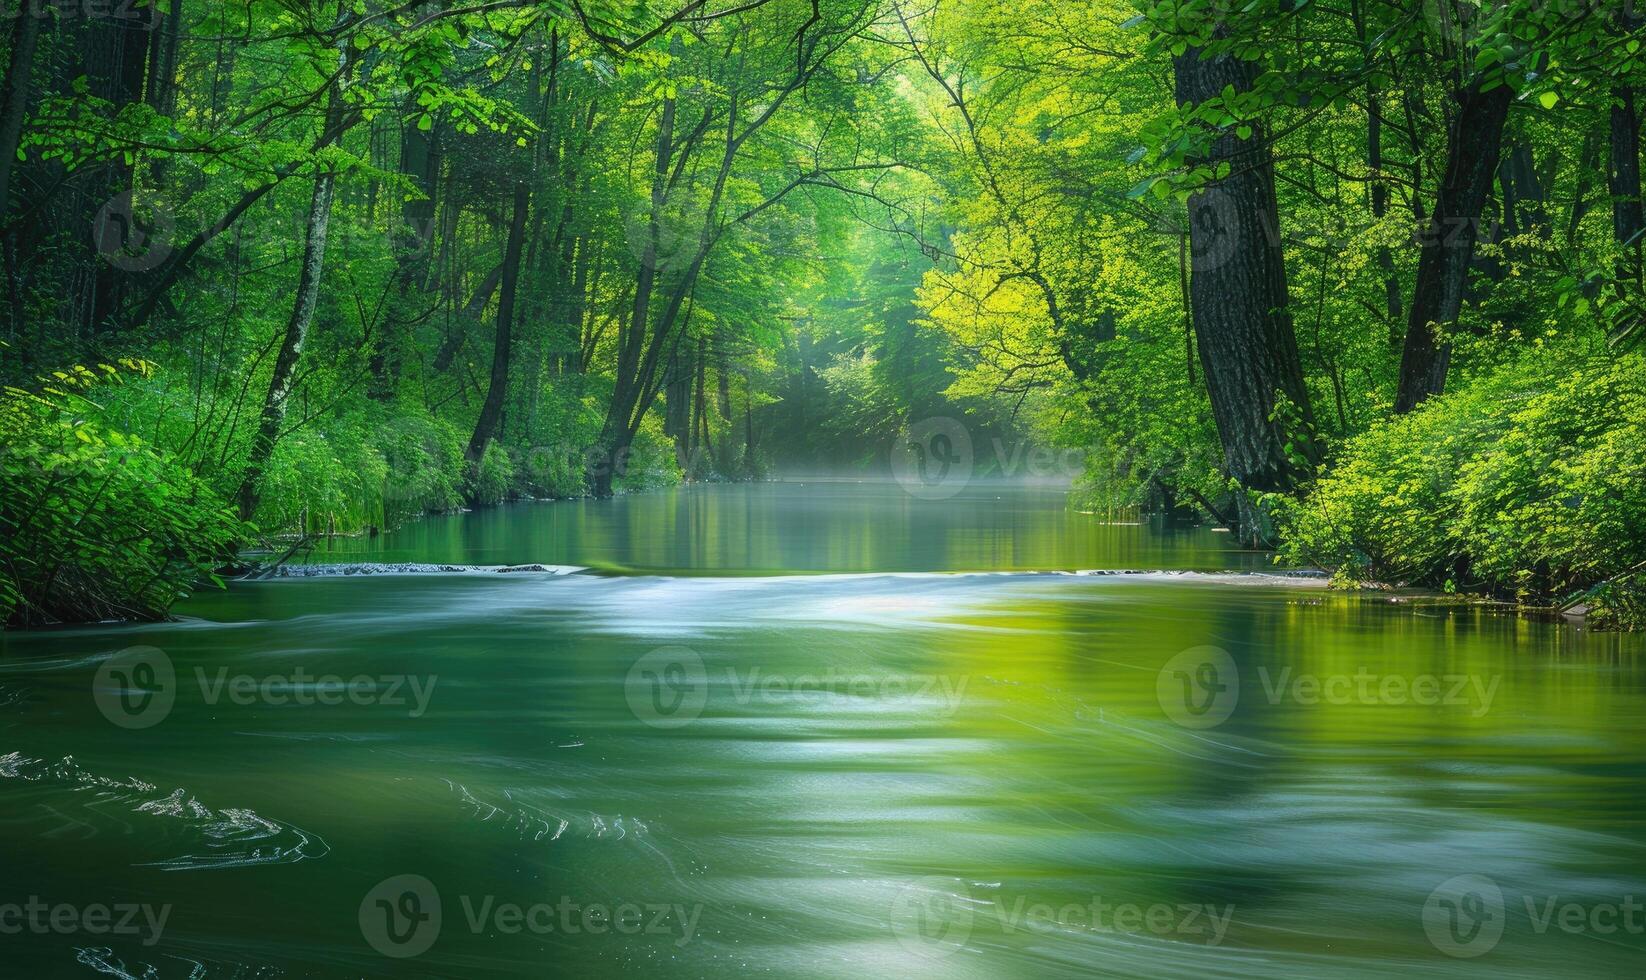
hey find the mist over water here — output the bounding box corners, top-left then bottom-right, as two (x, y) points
(302, 480), (1257, 575)
(2, 484), (1643, 977)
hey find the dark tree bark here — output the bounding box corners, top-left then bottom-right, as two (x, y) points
(742, 374), (755, 477)
(1610, 87), (1644, 249)
(1466, 136), (1547, 329)
(1351, 0), (1401, 334)
(1394, 82), (1512, 413)
(396, 117), (440, 280)
(558, 232), (593, 374)
(664, 345), (692, 461)
(1173, 46), (1319, 508)
(0, 6), (42, 222)
(692, 335), (711, 470)
(145, 0), (184, 116)
(1567, 127), (1605, 245)
(1498, 140), (1547, 239)
(1369, 91), (1404, 332)
(371, 107), (442, 395)
(465, 179), (531, 475)
(429, 262), (504, 373)
(77, 9), (156, 335)
(589, 91), (676, 497)
(1605, 80), (1645, 345)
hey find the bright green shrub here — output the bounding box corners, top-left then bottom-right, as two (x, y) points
(1278, 346), (1646, 625)
(369, 411), (467, 525)
(246, 407), (476, 535)
(615, 414), (684, 492)
(1451, 360), (1646, 597)
(252, 426), (378, 535)
(0, 364), (247, 626)
(470, 441), (515, 506)
(511, 376), (604, 498)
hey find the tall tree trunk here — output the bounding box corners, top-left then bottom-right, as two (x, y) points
(1352, 0), (1401, 337)
(664, 346), (691, 462)
(1173, 45), (1319, 516)
(465, 180), (531, 476)
(559, 233), (593, 373)
(0, 7), (42, 222)
(145, 0), (183, 116)
(1610, 87), (1644, 249)
(372, 107), (441, 396)
(1498, 140), (1547, 239)
(80, 10), (155, 336)
(1567, 127), (1605, 245)
(1394, 83), (1512, 412)
(742, 374), (755, 477)
(590, 93), (675, 497)
(1369, 89), (1404, 334)
(599, 92), (748, 495)
(234, 164), (339, 522)
(691, 336), (710, 472)
(1606, 83), (1644, 344)
(235, 46), (352, 522)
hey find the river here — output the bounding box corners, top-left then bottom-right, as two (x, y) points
(2, 482), (1643, 977)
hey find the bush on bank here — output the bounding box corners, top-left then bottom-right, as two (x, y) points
(0, 363), (246, 627)
(0, 359), (683, 627)
(1276, 343), (1646, 627)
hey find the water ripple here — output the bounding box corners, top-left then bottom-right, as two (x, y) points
(0, 752), (329, 870)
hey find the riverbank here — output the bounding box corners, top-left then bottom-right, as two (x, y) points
(0, 361), (690, 628)
(1271, 348), (1646, 631)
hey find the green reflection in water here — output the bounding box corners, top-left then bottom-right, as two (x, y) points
(307, 480), (1263, 574)
(0, 485), (1642, 978)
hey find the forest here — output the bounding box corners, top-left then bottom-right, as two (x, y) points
(3, 0), (1646, 628)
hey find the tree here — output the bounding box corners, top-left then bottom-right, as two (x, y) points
(1172, 37), (1320, 506)
(236, 27), (358, 520)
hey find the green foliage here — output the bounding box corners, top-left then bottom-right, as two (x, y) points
(0, 364), (246, 627)
(250, 407), (476, 534)
(372, 412), (468, 526)
(470, 441), (516, 507)
(7, 0), (1645, 628)
(615, 415), (683, 492)
(1278, 346), (1646, 626)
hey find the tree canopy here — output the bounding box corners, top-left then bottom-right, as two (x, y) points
(4, 0), (1646, 625)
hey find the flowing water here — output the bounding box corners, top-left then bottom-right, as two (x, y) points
(2, 482), (1644, 977)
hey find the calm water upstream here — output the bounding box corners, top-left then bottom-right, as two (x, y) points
(2, 482), (1644, 977)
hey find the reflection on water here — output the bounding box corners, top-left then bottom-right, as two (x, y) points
(0, 485), (1643, 977)
(307, 480), (1265, 573)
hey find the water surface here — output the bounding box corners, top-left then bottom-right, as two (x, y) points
(2, 483), (1642, 977)
(304, 480), (1261, 574)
